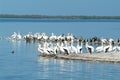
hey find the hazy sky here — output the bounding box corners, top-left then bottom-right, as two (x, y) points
(0, 0), (120, 16)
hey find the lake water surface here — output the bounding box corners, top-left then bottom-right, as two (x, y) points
(0, 19), (120, 80)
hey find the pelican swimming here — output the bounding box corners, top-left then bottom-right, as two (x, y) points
(11, 32), (17, 40)
(23, 32), (33, 40)
(17, 32), (22, 40)
(38, 44), (44, 54)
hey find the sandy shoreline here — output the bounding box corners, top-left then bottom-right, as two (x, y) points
(40, 52), (120, 63)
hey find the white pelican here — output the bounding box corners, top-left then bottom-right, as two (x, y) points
(11, 32), (17, 40)
(33, 33), (39, 40)
(103, 38), (114, 53)
(42, 33), (48, 41)
(85, 41), (94, 54)
(76, 39), (82, 53)
(108, 38), (114, 52)
(116, 39), (120, 52)
(69, 39), (77, 54)
(23, 32), (33, 40)
(49, 33), (57, 41)
(116, 45), (120, 52)
(37, 33), (42, 40)
(104, 45), (109, 53)
(58, 43), (66, 54)
(96, 39), (107, 53)
(62, 40), (70, 55)
(42, 41), (51, 55)
(38, 44), (44, 54)
(17, 32), (22, 40)
(53, 43), (59, 54)
(38, 40), (54, 55)
(57, 40), (69, 55)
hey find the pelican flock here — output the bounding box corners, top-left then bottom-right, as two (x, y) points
(7, 32), (120, 55)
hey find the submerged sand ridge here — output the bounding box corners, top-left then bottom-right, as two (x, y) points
(56, 53), (120, 62)
(40, 52), (120, 63)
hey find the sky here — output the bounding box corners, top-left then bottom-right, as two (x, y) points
(0, 0), (120, 16)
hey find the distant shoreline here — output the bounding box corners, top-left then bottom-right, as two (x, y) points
(1, 14), (120, 20)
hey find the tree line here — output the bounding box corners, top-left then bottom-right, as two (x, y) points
(0, 14), (120, 20)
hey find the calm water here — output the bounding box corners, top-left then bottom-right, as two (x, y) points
(0, 19), (120, 80)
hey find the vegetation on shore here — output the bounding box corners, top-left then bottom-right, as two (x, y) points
(0, 14), (120, 20)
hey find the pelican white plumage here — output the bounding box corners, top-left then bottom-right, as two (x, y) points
(59, 42), (66, 54)
(104, 46), (109, 53)
(66, 33), (74, 41)
(85, 41), (94, 54)
(23, 32), (33, 40)
(49, 33), (57, 51)
(108, 38), (114, 52)
(62, 40), (70, 55)
(56, 39), (69, 55)
(37, 33), (42, 40)
(96, 39), (106, 53)
(11, 32), (17, 40)
(76, 39), (82, 54)
(116, 45), (120, 52)
(42, 33), (48, 41)
(66, 33), (71, 40)
(33, 33), (39, 40)
(38, 44), (44, 54)
(38, 40), (50, 55)
(53, 43), (59, 54)
(42, 41), (51, 55)
(69, 39), (77, 54)
(17, 32), (22, 40)
(103, 38), (114, 53)
(49, 33), (57, 41)
(27, 32), (33, 38)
